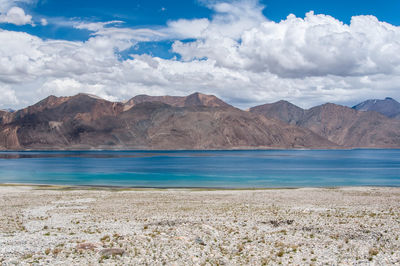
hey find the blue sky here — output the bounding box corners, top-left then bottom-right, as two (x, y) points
(5, 0), (400, 41)
(0, 0), (399, 109)
(30, 0), (400, 25)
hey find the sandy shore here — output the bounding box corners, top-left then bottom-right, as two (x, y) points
(0, 185), (400, 265)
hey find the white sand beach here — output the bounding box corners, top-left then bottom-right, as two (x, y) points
(0, 185), (400, 265)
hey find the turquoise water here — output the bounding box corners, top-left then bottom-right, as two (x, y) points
(0, 150), (399, 188)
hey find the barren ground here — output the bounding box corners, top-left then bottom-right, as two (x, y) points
(0, 185), (400, 265)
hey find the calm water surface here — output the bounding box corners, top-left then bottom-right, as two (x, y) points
(0, 150), (399, 188)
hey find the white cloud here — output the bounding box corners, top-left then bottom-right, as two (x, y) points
(40, 18), (47, 26)
(0, 6), (33, 25)
(166, 18), (210, 39)
(167, 0), (266, 40)
(172, 10), (400, 78)
(237, 12), (400, 78)
(0, 0), (400, 110)
(74, 20), (124, 32)
(73, 20), (167, 52)
(0, 84), (18, 106)
(0, 0), (36, 13)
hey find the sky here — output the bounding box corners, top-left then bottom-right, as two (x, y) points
(0, 0), (400, 109)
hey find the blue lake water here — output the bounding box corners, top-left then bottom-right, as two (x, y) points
(0, 150), (399, 188)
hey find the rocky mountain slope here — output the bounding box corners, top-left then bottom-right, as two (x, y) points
(0, 93), (334, 150)
(123, 92), (232, 111)
(250, 101), (400, 148)
(353, 97), (400, 119)
(250, 100), (305, 125)
(2, 92), (400, 150)
(0, 110), (6, 121)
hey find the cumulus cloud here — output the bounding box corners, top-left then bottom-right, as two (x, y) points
(172, 10), (400, 78)
(238, 12), (400, 78)
(0, 84), (19, 106)
(0, 0), (400, 110)
(167, 0), (265, 40)
(0, 0), (36, 12)
(0, 6), (33, 25)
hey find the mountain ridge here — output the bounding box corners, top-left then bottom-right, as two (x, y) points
(1, 93), (400, 150)
(250, 100), (400, 148)
(0, 93), (335, 150)
(352, 97), (400, 119)
(123, 92), (233, 111)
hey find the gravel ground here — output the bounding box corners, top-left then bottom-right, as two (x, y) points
(0, 185), (400, 265)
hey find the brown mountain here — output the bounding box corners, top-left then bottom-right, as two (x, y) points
(0, 93), (334, 150)
(0, 110), (6, 121)
(250, 101), (400, 148)
(123, 92), (232, 111)
(0, 110), (13, 125)
(250, 100), (305, 125)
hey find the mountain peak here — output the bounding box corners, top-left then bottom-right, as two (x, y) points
(249, 100), (304, 125)
(185, 92), (231, 108)
(353, 97), (400, 119)
(74, 93), (104, 100)
(316, 102), (350, 110)
(125, 92), (231, 110)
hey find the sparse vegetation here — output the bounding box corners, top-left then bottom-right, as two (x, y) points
(0, 186), (399, 265)
(369, 248), (379, 257)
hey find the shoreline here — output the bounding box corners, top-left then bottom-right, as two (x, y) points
(2, 182), (399, 190)
(1, 148), (400, 152)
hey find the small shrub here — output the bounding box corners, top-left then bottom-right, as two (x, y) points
(100, 235), (110, 242)
(369, 248), (379, 257)
(277, 250), (284, 257)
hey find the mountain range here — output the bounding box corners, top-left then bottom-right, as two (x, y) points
(352, 97), (400, 120)
(250, 100), (400, 148)
(0, 93), (399, 150)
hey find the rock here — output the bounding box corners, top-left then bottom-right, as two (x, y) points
(195, 237), (206, 246)
(76, 242), (99, 250)
(269, 219), (295, 227)
(99, 248), (125, 257)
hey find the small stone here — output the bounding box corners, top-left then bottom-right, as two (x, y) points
(76, 242), (99, 250)
(195, 237), (206, 246)
(99, 248), (125, 257)
(270, 220), (280, 227)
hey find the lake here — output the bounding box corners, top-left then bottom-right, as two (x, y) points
(0, 150), (399, 188)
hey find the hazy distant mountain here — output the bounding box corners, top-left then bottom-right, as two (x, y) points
(250, 101), (400, 148)
(1, 108), (15, 113)
(352, 97), (400, 119)
(0, 93), (334, 150)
